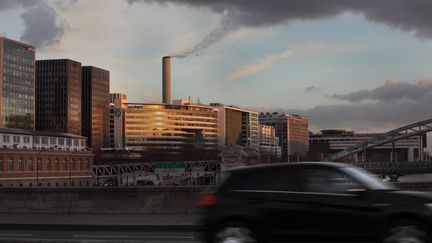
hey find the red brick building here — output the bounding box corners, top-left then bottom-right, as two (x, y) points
(0, 128), (93, 187)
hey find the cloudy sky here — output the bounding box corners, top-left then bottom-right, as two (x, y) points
(1, 0), (432, 135)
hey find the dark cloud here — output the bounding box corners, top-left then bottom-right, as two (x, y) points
(305, 86), (321, 93)
(332, 80), (432, 103)
(0, 0), (68, 48)
(20, 2), (66, 47)
(254, 79), (432, 132)
(0, 0), (38, 10)
(128, 0), (432, 57)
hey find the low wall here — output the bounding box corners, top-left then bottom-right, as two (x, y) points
(0, 187), (205, 213)
(0, 183), (430, 214)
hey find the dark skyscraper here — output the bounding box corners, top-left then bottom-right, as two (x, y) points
(0, 37), (35, 130)
(82, 66), (110, 151)
(36, 59), (82, 135)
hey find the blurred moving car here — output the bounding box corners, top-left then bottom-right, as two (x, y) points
(199, 162), (432, 243)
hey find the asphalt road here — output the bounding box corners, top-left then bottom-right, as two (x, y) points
(0, 229), (201, 242)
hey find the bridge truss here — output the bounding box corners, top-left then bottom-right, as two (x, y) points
(326, 119), (432, 162)
(93, 160), (219, 186)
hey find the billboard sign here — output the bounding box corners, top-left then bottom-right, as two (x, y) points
(154, 162), (185, 177)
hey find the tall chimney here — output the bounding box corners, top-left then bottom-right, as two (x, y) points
(162, 56), (172, 104)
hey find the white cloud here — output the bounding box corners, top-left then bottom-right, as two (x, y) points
(226, 43), (359, 80)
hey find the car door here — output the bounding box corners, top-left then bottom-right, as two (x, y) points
(299, 167), (378, 241)
(226, 168), (309, 241)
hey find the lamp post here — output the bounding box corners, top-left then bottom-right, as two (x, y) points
(69, 149), (85, 187)
(36, 148), (49, 187)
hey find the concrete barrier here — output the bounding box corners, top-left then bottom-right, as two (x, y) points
(0, 183), (430, 214)
(0, 187), (206, 213)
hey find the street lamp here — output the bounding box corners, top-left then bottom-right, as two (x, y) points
(36, 148), (49, 187)
(69, 149), (86, 187)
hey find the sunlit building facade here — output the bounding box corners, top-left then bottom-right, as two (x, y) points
(124, 103), (219, 152)
(82, 66), (110, 152)
(259, 124), (281, 159)
(259, 112), (309, 160)
(210, 104), (259, 149)
(0, 37), (35, 130)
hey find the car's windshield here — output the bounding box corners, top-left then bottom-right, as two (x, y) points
(343, 166), (396, 190)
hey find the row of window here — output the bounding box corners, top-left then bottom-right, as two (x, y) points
(0, 158), (90, 172)
(0, 180), (91, 188)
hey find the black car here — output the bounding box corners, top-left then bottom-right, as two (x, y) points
(199, 162), (432, 243)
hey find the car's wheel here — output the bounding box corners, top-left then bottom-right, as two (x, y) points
(383, 220), (429, 243)
(212, 222), (257, 243)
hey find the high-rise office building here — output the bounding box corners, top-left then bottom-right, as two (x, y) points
(82, 66), (110, 151)
(0, 37), (35, 130)
(109, 93), (127, 148)
(259, 112), (309, 160)
(36, 59), (82, 135)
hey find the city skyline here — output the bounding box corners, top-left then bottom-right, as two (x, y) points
(0, 0), (431, 134)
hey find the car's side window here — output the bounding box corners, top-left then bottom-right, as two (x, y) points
(228, 169), (302, 192)
(302, 168), (365, 194)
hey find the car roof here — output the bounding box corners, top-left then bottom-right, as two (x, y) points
(226, 161), (351, 174)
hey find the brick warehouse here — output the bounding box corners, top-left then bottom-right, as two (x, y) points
(0, 128), (93, 187)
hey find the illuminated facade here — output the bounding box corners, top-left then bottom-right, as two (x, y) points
(0, 37), (35, 130)
(259, 124), (281, 159)
(82, 66), (110, 152)
(211, 104), (259, 149)
(124, 103), (219, 152)
(259, 112), (309, 159)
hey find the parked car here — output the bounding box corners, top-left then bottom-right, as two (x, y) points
(199, 162), (432, 243)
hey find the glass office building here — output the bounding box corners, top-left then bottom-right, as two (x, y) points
(0, 37), (35, 130)
(124, 103), (219, 152)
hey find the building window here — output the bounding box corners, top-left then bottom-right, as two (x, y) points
(50, 138), (56, 145)
(74, 139), (78, 146)
(34, 136), (40, 144)
(85, 160), (89, 170)
(42, 137), (48, 145)
(13, 136), (20, 143)
(62, 160), (67, 171)
(78, 160), (82, 170)
(18, 158), (23, 171)
(0, 159), (2, 171)
(59, 138), (64, 146)
(24, 137), (30, 143)
(28, 159), (33, 171)
(66, 139), (71, 146)
(54, 160), (59, 171)
(8, 158), (13, 171)
(37, 159), (41, 171)
(3, 135), (10, 143)
(70, 160), (74, 171)
(46, 160), (51, 171)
